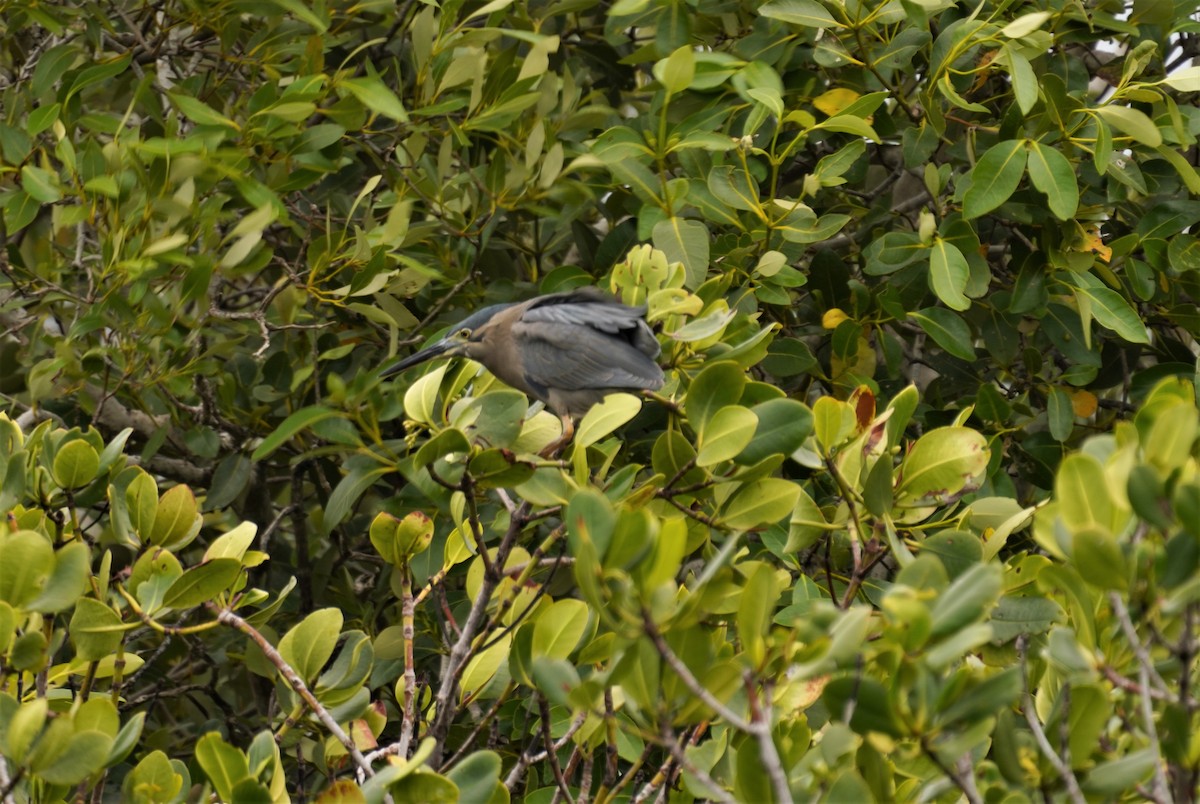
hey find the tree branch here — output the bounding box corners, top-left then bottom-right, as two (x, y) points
(1017, 637), (1086, 804)
(214, 608), (375, 779)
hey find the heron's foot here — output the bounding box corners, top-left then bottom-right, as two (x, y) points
(537, 415), (576, 459)
(537, 439), (567, 459)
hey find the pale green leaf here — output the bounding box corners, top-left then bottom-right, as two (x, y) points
(758, 0), (841, 28)
(1095, 105), (1162, 147)
(573, 393), (642, 450)
(652, 217), (709, 290)
(929, 237), (970, 311)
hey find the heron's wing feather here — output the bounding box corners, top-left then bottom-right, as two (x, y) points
(521, 299), (660, 359)
(513, 320), (664, 393)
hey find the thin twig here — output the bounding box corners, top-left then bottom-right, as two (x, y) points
(642, 612), (792, 802)
(641, 612), (751, 731)
(660, 723), (735, 803)
(397, 559), (418, 761)
(920, 739), (983, 804)
(0, 753), (18, 804)
(504, 711), (587, 790)
(539, 695), (574, 800)
(1017, 637), (1086, 804)
(215, 609), (376, 779)
(1108, 593), (1173, 804)
(745, 672), (793, 804)
(429, 502), (530, 763)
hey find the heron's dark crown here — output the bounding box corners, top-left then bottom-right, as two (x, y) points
(451, 303), (512, 335)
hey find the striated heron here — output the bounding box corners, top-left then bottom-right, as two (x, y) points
(382, 287), (664, 455)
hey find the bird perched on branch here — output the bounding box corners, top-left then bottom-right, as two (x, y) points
(382, 287), (664, 455)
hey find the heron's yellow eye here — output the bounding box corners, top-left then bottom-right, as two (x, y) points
(457, 328), (472, 339)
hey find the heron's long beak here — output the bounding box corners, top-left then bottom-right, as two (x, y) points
(381, 338), (459, 378)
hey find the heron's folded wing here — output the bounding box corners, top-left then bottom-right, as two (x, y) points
(522, 302), (660, 359)
(513, 319), (664, 393)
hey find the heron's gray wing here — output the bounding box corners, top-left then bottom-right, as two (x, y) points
(522, 298), (661, 359)
(512, 319), (664, 395)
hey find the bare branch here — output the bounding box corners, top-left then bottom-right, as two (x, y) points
(1017, 637), (1086, 804)
(214, 608), (375, 780)
(1109, 593), (1173, 804)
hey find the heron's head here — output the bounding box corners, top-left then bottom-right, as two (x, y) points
(381, 303), (510, 377)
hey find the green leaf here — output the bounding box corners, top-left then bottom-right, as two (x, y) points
(195, 733), (250, 802)
(465, 0), (516, 20)
(70, 598), (128, 661)
(1026, 141), (1079, 220)
(6, 699), (49, 765)
(758, 0), (841, 27)
(684, 361), (746, 434)
(32, 730), (113, 785)
(161, 559), (242, 609)
(929, 563), (1002, 638)
(460, 634), (511, 701)
(203, 521), (258, 562)
(1000, 10), (1051, 37)
(1047, 386), (1074, 442)
(252, 406), (342, 461)
(125, 469), (159, 542)
(0, 530), (54, 607)
(658, 45), (695, 94)
(1071, 526), (1128, 590)
(895, 427), (990, 507)
(696, 405), (757, 466)
(1161, 65), (1200, 91)
(1154, 144), (1200, 194)
(322, 464), (391, 537)
(863, 231), (927, 276)
(962, 139), (1027, 219)
(812, 396), (855, 453)
(370, 511), (433, 564)
(573, 393), (643, 450)
(652, 217), (710, 290)
(669, 305), (736, 342)
(739, 398), (814, 465)
(1055, 453), (1112, 534)
(264, 0), (329, 31)
(27, 542), (90, 613)
(4, 190), (40, 233)
(722, 478), (802, 530)
(530, 657), (581, 707)
(168, 92), (239, 129)
(1095, 105), (1162, 147)
(1082, 748), (1158, 795)
(928, 238), (971, 311)
(737, 563), (779, 665)
(1004, 47), (1038, 115)
(401, 363), (449, 426)
(445, 751), (502, 804)
(124, 751), (183, 802)
(532, 599), (589, 660)
(105, 711), (147, 768)
(66, 55), (131, 100)
(989, 595), (1064, 642)
(937, 667), (1021, 727)
(278, 608), (343, 683)
(908, 308), (976, 361)
(776, 211), (852, 244)
(21, 165), (61, 203)
(151, 484), (199, 547)
(1068, 281), (1150, 344)
(707, 165), (761, 212)
(342, 77), (409, 122)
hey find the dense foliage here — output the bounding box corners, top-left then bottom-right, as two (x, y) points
(3, 0), (1200, 800)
